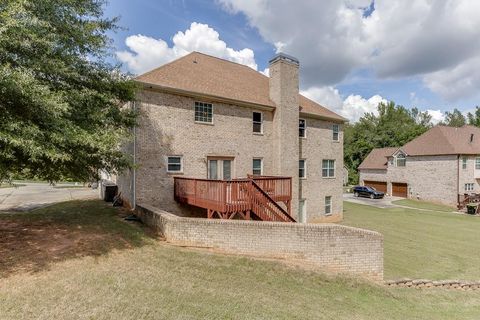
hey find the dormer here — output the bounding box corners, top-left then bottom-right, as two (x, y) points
(392, 149), (407, 167)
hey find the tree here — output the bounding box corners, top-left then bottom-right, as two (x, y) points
(467, 106), (480, 127)
(442, 108), (466, 127)
(0, 0), (137, 183)
(344, 102), (431, 184)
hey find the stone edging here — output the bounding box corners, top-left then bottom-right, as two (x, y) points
(386, 279), (480, 290)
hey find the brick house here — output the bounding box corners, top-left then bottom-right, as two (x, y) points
(117, 52), (347, 223)
(358, 125), (480, 207)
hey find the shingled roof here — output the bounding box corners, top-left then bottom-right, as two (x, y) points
(359, 125), (480, 170)
(358, 147), (398, 170)
(135, 52), (346, 122)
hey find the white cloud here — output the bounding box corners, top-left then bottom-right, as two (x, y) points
(117, 22), (257, 74)
(301, 86), (386, 122)
(426, 110), (445, 125)
(218, 0), (480, 101)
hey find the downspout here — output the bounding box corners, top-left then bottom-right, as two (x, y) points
(132, 100), (137, 210)
(457, 155), (460, 207)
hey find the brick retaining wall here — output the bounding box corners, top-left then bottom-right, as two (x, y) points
(136, 203), (384, 280)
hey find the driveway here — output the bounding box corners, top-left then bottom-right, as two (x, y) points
(0, 183), (98, 212)
(343, 193), (405, 208)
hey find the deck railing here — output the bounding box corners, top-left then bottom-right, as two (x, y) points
(174, 176), (294, 222)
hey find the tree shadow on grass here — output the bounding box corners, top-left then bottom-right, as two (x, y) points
(0, 200), (155, 278)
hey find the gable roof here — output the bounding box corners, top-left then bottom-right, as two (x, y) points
(358, 147), (398, 170)
(402, 125), (480, 156)
(135, 52), (346, 122)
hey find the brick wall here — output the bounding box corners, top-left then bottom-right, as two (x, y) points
(136, 203), (384, 280)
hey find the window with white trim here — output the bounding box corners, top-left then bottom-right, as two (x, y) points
(167, 156), (182, 172)
(395, 154), (406, 167)
(194, 102), (213, 123)
(332, 124), (339, 141)
(299, 159), (306, 178)
(465, 183), (474, 192)
(253, 112), (263, 133)
(322, 159), (335, 178)
(325, 196), (332, 215)
(462, 157), (467, 169)
(476, 157), (480, 170)
(252, 158), (263, 175)
(299, 119), (306, 137)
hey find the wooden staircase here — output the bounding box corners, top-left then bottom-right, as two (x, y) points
(174, 176), (295, 222)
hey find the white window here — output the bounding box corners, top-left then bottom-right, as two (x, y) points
(395, 154), (406, 167)
(322, 159), (335, 178)
(465, 183), (474, 192)
(252, 158), (263, 175)
(325, 196), (332, 215)
(298, 199), (307, 223)
(462, 157), (467, 169)
(194, 101), (213, 123)
(253, 112), (263, 133)
(332, 124), (339, 141)
(476, 157), (480, 170)
(167, 156), (182, 173)
(208, 158), (233, 180)
(299, 119), (306, 138)
(299, 159), (306, 178)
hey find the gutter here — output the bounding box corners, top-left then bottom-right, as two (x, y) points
(133, 100), (137, 210)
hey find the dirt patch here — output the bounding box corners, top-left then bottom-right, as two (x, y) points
(0, 201), (152, 278)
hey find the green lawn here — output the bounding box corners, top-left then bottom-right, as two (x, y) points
(1, 200), (480, 319)
(342, 201), (480, 280)
(392, 199), (455, 212)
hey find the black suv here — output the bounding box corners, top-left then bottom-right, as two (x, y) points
(353, 186), (385, 199)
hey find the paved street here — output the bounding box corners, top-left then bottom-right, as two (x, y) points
(0, 183), (98, 212)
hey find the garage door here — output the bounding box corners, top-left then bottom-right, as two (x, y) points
(392, 182), (408, 197)
(363, 180), (387, 193)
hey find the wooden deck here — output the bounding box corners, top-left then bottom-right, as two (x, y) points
(174, 176), (295, 222)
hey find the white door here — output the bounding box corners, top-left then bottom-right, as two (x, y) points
(298, 199), (307, 223)
(208, 158), (233, 180)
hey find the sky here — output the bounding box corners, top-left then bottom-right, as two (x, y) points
(104, 0), (480, 123)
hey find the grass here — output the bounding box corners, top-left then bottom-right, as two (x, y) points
(392, 199), (455, 212)
(342, 201), (480, 280)
(1, 200), (480, 319)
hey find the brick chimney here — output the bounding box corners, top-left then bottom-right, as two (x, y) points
(269, 53), (299, 217)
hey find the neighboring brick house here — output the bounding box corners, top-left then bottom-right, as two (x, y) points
(358, 125), (480, 206)
(117, 52), (347, 223)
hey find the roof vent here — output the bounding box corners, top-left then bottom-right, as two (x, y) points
(471, 133), (474, 143)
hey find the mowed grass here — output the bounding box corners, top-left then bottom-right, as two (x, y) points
(392, 199), (456, 212)
(342, 201), (480, 280)
(1, 200), (480, 319)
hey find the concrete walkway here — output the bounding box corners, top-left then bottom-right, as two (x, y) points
(343, 193), (405, 209)
(0, 183), (98, 212)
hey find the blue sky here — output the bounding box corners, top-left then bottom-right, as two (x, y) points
(104, 1), (480, 122)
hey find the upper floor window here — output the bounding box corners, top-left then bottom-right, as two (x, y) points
(463, 157), (467, 169)
(195, 102), (213, 123)
(395, 154), (406, 167)
(299, 159), (306, 178)
(252, 158), (263, 175)
(253, 112), (263, 133)
(332, 124), (339, 141)
(465, 183), (474, 192)
(167, 156), (183, 173)
(322, 159), (335, 178)
(299, 119), (306, 137)
(476, 157), (480, 170)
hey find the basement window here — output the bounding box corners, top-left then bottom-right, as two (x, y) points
(325, 196), (332, 215)
(195, 102), (213, 123)
(253, 112), (263, 133)
(167, 156), (183, 173)
(465, 183), (474, 192)
(299, 119), (306, 137)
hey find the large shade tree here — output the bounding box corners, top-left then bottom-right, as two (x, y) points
(0, 0), (137, 182)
